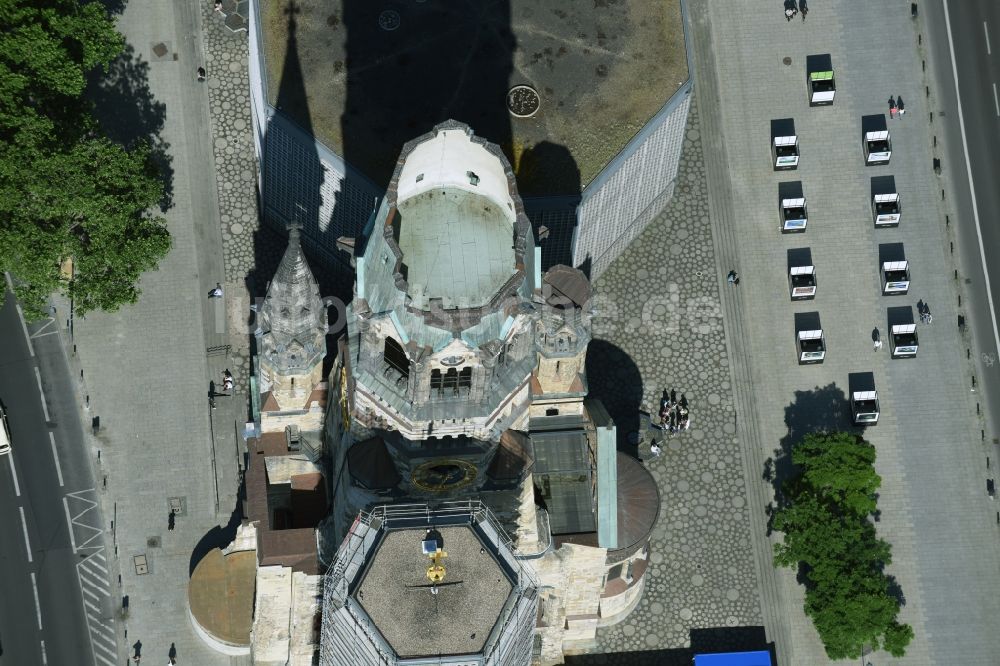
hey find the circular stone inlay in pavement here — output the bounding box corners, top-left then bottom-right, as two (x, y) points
(622, 624), (636, 637)
(231, 222), (244, 235)
(676, 480), (690, 492)
(691, 574), (704, 586)
(732, 496), (745, 508)
(378, 9), (401, 30)
(679, 608), (693, 620)
(693, 505), (707, 517)
(726, 588), (740, 601)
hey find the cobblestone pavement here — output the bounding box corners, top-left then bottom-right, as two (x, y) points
(572, 99), (765, 665)
(201, 4), (257, 386)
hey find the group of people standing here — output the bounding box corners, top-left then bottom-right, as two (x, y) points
(784, 0), (808, 21)
(888, 95), (906, 118)
(659, 389), (691, 434)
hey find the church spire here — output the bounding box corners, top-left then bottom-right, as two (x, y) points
(258, 225), (327, 377)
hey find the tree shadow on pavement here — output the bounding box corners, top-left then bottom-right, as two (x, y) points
(87, 43), (173, 212)
(585, 338), (644, 457)
(763, 382), (848, 532)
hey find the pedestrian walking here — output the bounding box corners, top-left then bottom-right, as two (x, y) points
(208, 282), (223, 298)
(727, 270), (740, 286)
(897, 95), (905, 116)
(168, 510), (175, 531)
(888, 96), (897, 118)
(800, 0), (808, 19)
(785, 7), (794, 20)
(196, 66), (206, 82)
(872, 327), (882, 351)
(650, 442), (662, 458)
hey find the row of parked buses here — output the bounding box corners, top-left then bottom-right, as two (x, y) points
(767, 55), (924, 427)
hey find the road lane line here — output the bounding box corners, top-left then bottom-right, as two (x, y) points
(62, 496), (78, 553)
(49, 432), (64, 486)
(34, 366), (49, 421)
(16, 303), (35, 357)
(19, 506), (33, 563)
(994, 82), (999, 117)
(30, 572), (42, 629)
(40, 639), (47, 665)
(986, 21), (993, 55)
(7, 454), (21, 496)
(945, 0), (1000, 373)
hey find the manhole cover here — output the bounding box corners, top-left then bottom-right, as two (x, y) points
(507, 85), (540, 118)
(695, 271), (704, 278)
(782, 56), (792, 66)
(152, 42), (169, 58)
(133, 554), (149, 575)
(378, 9), (400, 31)
(147, 536), (161, 548)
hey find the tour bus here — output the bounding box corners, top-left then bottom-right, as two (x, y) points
(807, 54), (836, 105)
(873, 192), (901, 227)
(780, 197), (808, 233)
(881, 260), (910, 295)
(863, 114), (892, 165)
(0, 405), (10, 456)
(796, 329), (826, 365)
(852, 390), (880, 426)
(771, 118), (799, 170)
(789, 265), (817, 300)
(890, 324), (919, 358)
(808, 71), (836, 105)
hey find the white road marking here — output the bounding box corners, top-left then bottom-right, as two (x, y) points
(31, 572), (42, 629)
(62, 496), (78, 553)
(945, 1), (1000, 367)
(986, 21), (993, 55)
(49, 432), (64, 487)
(994, 82), (999, 117)
(34, 366), (49, 421)
(7, 454), (21, 496)
(40, 639), (47, 665)
(16, 303), (35, 357)
(4, 271), (12, 290)
(19, 505), (32, 563)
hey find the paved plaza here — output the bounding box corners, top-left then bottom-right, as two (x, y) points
(690, 0), (1000, 663)
(562, 99), (765, 665)
(64, 0), (1000, 664)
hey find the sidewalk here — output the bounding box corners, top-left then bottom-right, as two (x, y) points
(72, 0), (250, 662)
(690, 0), (1000, 663)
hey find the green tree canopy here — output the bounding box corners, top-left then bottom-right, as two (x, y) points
(772, 431), (912, 660)
(0, 0), (170, 316)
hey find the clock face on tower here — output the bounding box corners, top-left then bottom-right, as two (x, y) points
(411, 459), (479, 493)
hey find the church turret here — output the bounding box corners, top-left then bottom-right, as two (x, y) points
(258, 225), (328, 421)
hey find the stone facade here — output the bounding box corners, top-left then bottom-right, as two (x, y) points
(322, 122), (659, 665)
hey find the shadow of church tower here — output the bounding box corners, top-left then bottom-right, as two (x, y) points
(253, 1), (341, 304)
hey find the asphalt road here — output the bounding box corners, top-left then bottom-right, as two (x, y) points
(0, 289), (117, 666)
(926, 0), (1000, 443)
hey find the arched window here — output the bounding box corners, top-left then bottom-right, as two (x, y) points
(383, 337), (409, 379)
